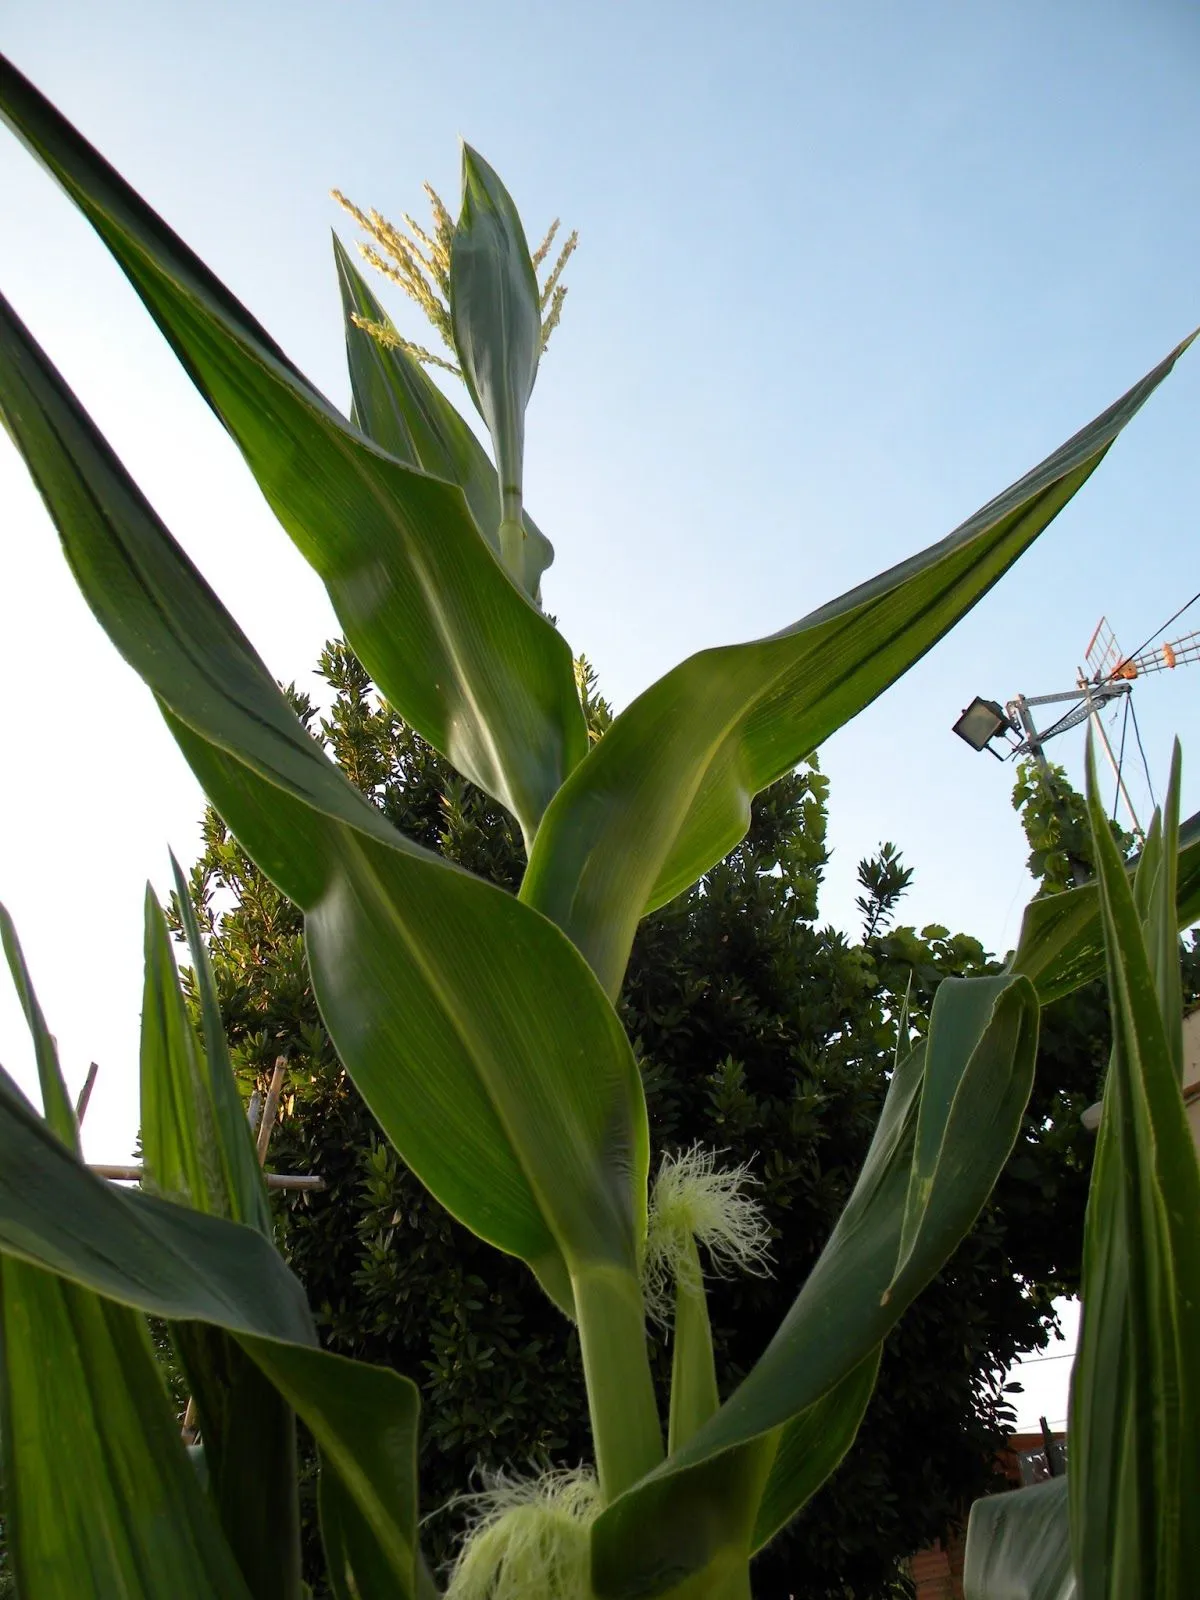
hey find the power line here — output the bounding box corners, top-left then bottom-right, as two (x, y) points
(1130, 696), (1157, 811)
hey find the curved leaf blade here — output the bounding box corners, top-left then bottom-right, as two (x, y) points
(243, 1337), (423, 1600)
(2, 857), (422, 1599)
(591, 973), (1039, 1595)
(523, 337), (1194, 995)
(0, 1058), (316, 1343)
(0, 53), (585, 842)
(141, 887), (239, 1222)
(0, 1260), (257, 1600)
(136, 883), (302, 1595)
(167, 854), (273, 1234)
(750, 1352), (880, 1553)
(0, 283), (646, 1317)
(0, 1059), (424, 1598)
(1068, 744), (1200, 1598)
(335, 236), (554, 602)
(0, 902), (77, 1150)
(964, 1478), (1076, 1600)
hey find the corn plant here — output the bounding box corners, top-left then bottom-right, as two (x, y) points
(0, 52), (1198, 1600)
(964, 742), (1200, 1600)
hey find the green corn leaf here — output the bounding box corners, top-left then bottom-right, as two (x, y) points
(0, 1069), (426, 1597)
(172, 1321), (303, 1600)
(0, 915), (267, 1599)
(0, 1259), (258, 1600)
(0, 52), (585, 844)
(0, 924), (424, 1600)
(243, 1337), (424, 1600)
(169, 853), (274, 1234)
(591, 972), (1039, 1594)
(139, 882), (303, 1597)
(667, 1239), (721, 1455)
(521, 338), (1194, 996)
(0, 1058), (316, 1342)
(450, 144), (543, 577)
(750, 1353), (881, 1553)
(141, 886), (238, 1222)
(0, 902), (78, 1151)
(1068, 741), (1200, 1598)
(1008, 804), (1200, 1005)
(1130, 757), (1184, 1074)
(0, 285), (647, 1320)
(964, 1477), (1076, 1600)
(335, 235), (554, 603)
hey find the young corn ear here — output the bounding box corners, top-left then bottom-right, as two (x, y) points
(445, 1467), (601, 1600)
(643, 1144), (774, 1324)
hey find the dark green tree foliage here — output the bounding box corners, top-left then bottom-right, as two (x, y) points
(177, 645), (1106, 1597)
(855, 842), (914, 940)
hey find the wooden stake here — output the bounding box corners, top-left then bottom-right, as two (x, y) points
(255, 1057), (288, 1164)
(88, 1164), (323, 1192)
(74, 1061), (100, 1126)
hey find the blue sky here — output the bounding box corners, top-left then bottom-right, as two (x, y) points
(1, 0), (1198, 1209)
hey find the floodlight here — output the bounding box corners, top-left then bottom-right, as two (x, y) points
(952, 696), (1013, 754)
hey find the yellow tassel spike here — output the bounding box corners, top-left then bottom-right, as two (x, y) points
(532, 217), (561, 269)
(334, 179), (577, 366)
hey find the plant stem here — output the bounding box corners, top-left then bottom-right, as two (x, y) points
(669, 1236), (720, 1454)
(573, 1263), (663, 1503)
(498, 515), (527, 580)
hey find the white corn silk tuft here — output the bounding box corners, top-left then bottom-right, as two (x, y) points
(445, 1466), (601, 1600)
(643, 1143), (773, 1324)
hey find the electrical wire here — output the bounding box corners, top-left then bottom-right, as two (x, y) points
(1130, 696), (1157, 811)
(1111, 696), (1131, 825)
(1100, 587), (1200, 683)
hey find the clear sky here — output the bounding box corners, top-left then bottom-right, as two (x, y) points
(1, 0), (1197, 1246)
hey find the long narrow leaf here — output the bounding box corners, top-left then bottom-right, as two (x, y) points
(0, 925), (424, 1598)
(139, 884), (302, 1597)
(450, 143), (543, 575)
(0, 53), (585, 843)
(141, 887), (235, 1219)
(750, 1353), (880, 1552)
(0, 919), (268, 1595)
(0, 903), (77, 1150)
(0, 1061), (423, 1596)
(0, 283), (646, 1318)
(0, 1059), (315, 1341)
(1009, 804), (1200, 1005)
(522, 338), (1193, 996)
(242, 1337), (424, 1600)
(0, 1259), (257, 1600)
(1068, 742), (1200, 1598)
(592, 973), (1038, 1594)
(170, 853), (273, 1233)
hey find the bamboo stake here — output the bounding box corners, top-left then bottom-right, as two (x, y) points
(255, 1057), (288, 1164)
(74, 1061), (99, 1126)
(88, 1164), (323, 1191)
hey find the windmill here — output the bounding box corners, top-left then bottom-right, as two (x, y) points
(952, 598), (1200, 845)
